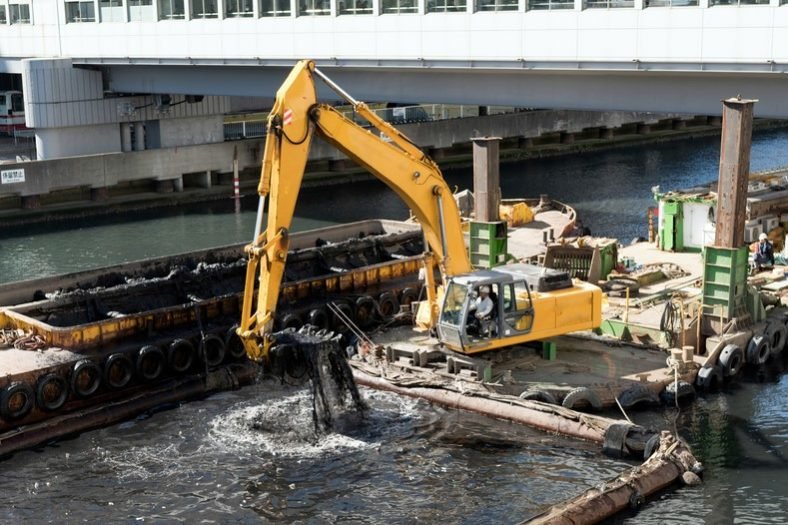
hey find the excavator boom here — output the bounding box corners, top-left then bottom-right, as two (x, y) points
(238, 60), (470, 361)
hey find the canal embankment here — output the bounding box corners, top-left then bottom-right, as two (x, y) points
(1, 110), (786, 227)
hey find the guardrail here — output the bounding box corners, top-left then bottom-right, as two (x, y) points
(223, 104), (523, 141)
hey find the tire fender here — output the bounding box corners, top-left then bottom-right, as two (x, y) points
(224, 325), (246, 360)
(746, 334), (771, 366)
(200, 334), (226, 368)
(137, 345), (165, 382)
(36, 374), (69, 412)
(718, 344), (744, 377)
(104, 353), (134, 389)
(618, 384), (660, 409)
(399, 287), (420, 307)
(1, 381), (35, 419)
(278, 313), (303, 331)
(354, 296), (376, 328)
(519, 389), (558, 405)
(377, 291), (400, 321)
(766, 321), (787, 357)
(695, 365), (723, 392)
(307, 307), (330, 331)
(168, 338), (195, 373)
(71, 359), (102, 398)
(561, 387), (603, 410)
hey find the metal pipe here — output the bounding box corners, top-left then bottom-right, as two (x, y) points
(313, 67), (359, 106)
(435, 191), (449, 261)
(253, 195), (265, 243)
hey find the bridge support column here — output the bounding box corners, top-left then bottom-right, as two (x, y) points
(90, 187), (109, 201)
(560, 132), (575, 144)
(601, 128), (615, 140)
(21, 195), (41, 209)
(472, 137), (501, 222)
(714, 98), (755, 248)
(518, 137), (534, 149)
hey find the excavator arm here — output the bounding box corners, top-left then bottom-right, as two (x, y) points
(238, 60), (471, 361)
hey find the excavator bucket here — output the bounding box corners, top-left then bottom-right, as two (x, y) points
(267, 326), (367, 431)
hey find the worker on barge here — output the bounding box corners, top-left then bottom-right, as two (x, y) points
(468, 286), (495, 337)
(753, 232), (775, 273)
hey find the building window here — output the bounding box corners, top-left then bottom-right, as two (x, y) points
(380, 0), (417, 12)
(159, 0), (185, 18)
(475, 0), (517, 10)
(339, 0), (372, 14)
(297, 0), (330, 15)
(9, 3), (31, 23)
(226, 0), (254, 16)
(192, 0), (219, 17)
(584, 0), (634, 7)
(527, 0), (572, 9)
(260, 0), (291, 15)
(708, 0), (768, 4)
(129, 0), (154, 21)
(0, 6), (6, 23)
(426, 0), (467, 12)
(645, 0), (698, 4)
(100, 0), (125, 21)
(645, 0), (698, 5)
(66, 1), (96, 22)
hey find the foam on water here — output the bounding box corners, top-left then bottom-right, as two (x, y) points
(208, 386), (423, 459)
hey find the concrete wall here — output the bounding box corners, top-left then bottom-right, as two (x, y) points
(35, 124), (122, 159)
(159, 116), (224, 148)
(0, 108), (685, 199)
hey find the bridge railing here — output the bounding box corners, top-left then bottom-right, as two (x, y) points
(223, 104), (521, 140)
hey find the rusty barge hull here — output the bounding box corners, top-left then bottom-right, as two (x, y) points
(0, 219), (428, 454)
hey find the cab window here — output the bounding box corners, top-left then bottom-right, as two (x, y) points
(440, 282), (467, 326)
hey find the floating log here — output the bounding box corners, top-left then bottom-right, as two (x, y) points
(526, 431), (701, 524)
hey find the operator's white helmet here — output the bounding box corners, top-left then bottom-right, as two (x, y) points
(759, 233), (768, 241)
(480, 286), (491, 294)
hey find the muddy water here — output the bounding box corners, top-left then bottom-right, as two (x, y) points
(1, 129), (788, 523)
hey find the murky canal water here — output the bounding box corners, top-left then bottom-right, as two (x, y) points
(1, 129), (788, 523)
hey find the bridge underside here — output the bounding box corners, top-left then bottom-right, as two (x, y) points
(90, 60), (788, 118)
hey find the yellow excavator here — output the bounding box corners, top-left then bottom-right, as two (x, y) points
(237, 60), (602, 362)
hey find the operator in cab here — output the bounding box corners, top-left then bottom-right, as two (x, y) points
(468, 285), (495, 337)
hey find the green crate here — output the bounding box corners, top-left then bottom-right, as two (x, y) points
(470, 221), (508, 269)
(702, 246), (748, 320)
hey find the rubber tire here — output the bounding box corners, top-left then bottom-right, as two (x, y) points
(307, 308), (330, 331)
(35, 374), (68, 412)
(696, 365), (723, 392)
(137, 345), (165, 382)
(519, 389), (558, 405)
(718, 344), (744, 378)
(1, 381), (34, 420)
(561, 387), (603, 410)
(104, 353), (134, 389)
(354, 296), (376, 328)
(746, 335), (771, 366)
(71, 359), (102, 398)
(660, 380), (695, 405)
(766, 321), (787, 357)
(168, 338), (195, 373)
(618, 385), (660, 409)
(224, 325), (246, 360)
(643, 434), (661, 460)
(377, 291), (400, 321)
(399, 287), (420, 307)
(200, 334), (226, 368)
(331, 301), (354, 334)
(278, 313), (303, 331)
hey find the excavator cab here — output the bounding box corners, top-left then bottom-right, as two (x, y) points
(438, 270), (537, 353)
